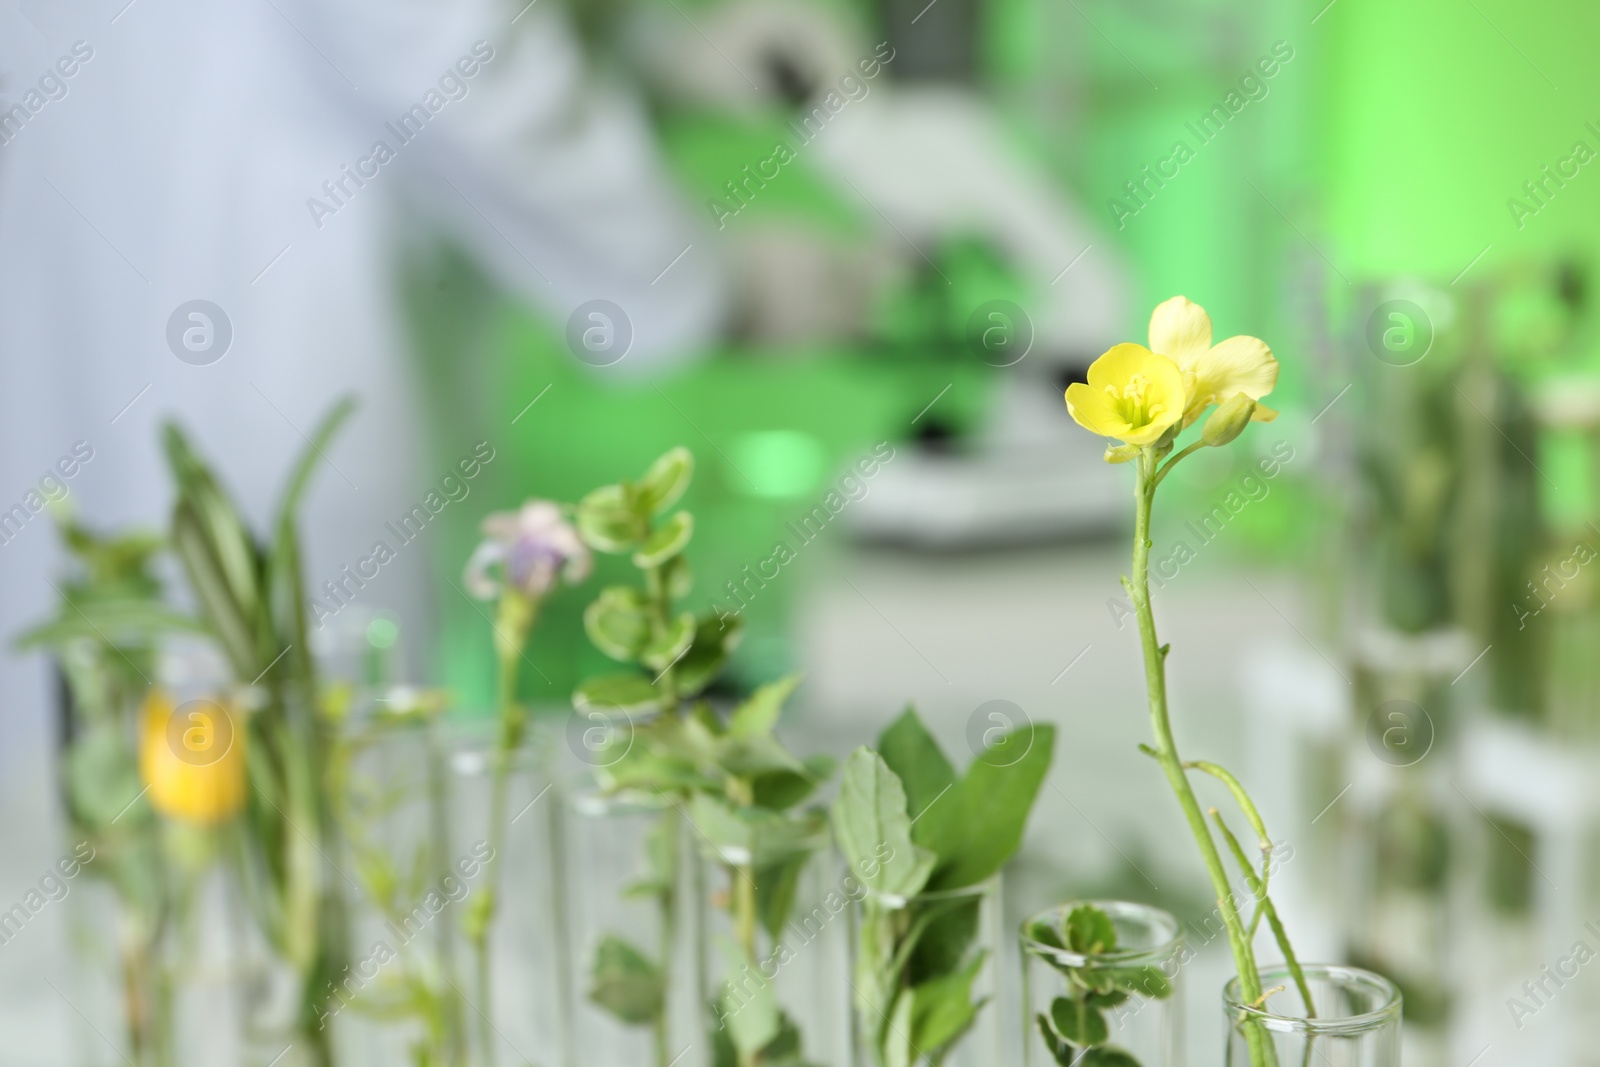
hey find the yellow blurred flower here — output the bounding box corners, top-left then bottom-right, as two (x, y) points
(139, 689), (246, 825)
(1064, 342), (1187, 446)
(1147, 296), (1279, 425)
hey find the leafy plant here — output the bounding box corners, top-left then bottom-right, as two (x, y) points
(159, 398), (357, 1065)
(1027, 904), (1171, 1067)
(832, 708), (1055, 1067)
(17, 518), (202, 1067)
(322, 690), (467, 1066)
(572, 447), (737, 721)
(461, 498), (592, 1063)
(1064, 297), (1316, 1067)
(570, 448), (833, 1067)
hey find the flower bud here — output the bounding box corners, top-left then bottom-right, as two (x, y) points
(1104, 443), (1139, 464)
(1202, 395), (1256, 447)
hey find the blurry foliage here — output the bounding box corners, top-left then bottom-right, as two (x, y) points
(1482, 812), (1536, 917)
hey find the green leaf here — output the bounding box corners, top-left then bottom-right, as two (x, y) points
(876, 707), (961, 860)
(637, 447), (694, 514)
(573, 672), (661, 715)
(1087, 988), (1131, 1009)
(1051, 996), (1108, 1046)
(167, 486), (262, 678)
(908, 896), (980, 984)
(162, 423), (263, 627)
(1035, 1012), (1077, 1067)
(711, 1014), (737, 1067)
(717, 938), (779, 1056)
(831, 749), (936, 899)
(1106, 965), (1172, 1000)
(641, 612), (696, 672)
(633, 511), (693, 569)
(65, 726), (143, 828)
(576, 485), (640, 553)
(622, 816), (677, 898)
(932, 723), (1055, 889)
(661, 553), (693, 599)
(651, 709), (722, 768)
(757, 854), (806, 939)
(730, 674), (802, 739)
(675, 614), (743, 696)
(583, 586), (652, 662)
(690, 794), (822, 867)
(588, 935), (664, 1025)
(16, 600), (208, 651)
(1081, 1048), (1144, 1067)
(761, 1012), (804, 1061)
(717, 735), (806, 779)
(270, 394), (356, 549)
(910, 952), (986, 1052)
(882, 989), (915, 1067)
(1067, 904), (1119, 955)
(752, 754), (836, 810)
(1026, 918), (1067, 952)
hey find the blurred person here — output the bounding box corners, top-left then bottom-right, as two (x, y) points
(0, 0), (725, 772)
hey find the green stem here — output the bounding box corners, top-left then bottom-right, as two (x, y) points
(645, 563), (681, 717)
(1192, 764), (1316, 1019)
(476, 652), (521, 1067)
(723, 776), (761, 1067)
(654, 807), (680, 1067)
(732, 864), (761, 1067)
(1130, 451), (1272, 1067)
(1153, 440), (1207, 487)
(428, 716), (469, 1065)
(547, 768), (576, 1067)
(475, 606), (531, 1067)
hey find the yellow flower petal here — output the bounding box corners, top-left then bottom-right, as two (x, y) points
(1148, 297), (1213, 369)
(140, 689), (246, 825)
(1067, 343), (1185, 447)
(1065, 380), (1123, 433)
(1190, 335), (1278, 410)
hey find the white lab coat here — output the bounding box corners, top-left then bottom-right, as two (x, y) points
(0, 0), (723, 770)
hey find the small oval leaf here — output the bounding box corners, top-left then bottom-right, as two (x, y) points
(576, 484), (640, 553)
(1050, 997), (1108, 1046)
(572, 672), (661, 715)
(637, 447), (693, 515)
(583, 587), (652, 662)
(633, 512), (693, 569)
(641, 612), (695, 672)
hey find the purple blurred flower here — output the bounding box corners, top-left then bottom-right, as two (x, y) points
(464, 501), (591, 600)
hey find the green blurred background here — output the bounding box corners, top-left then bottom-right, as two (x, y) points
(404, 0), (1600, 709)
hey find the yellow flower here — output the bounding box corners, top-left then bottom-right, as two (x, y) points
(139, 689), (246, 825)
(1147, 296), (1279, 425)
(1064, 343), (1187, 446)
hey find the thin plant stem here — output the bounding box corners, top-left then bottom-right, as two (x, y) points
(1130, 450), (1273, 1067)
(546, 763), (576, 1067)
(654, 806), (680, 1067)
(733, 864), (760, 1067)
(725, 776), (761, 1067)
(428, 715), (468, 1065)
(1191, 764), (1316, 1019)
(475, 637), (527, 1066)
